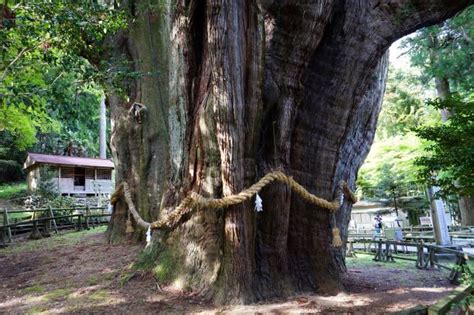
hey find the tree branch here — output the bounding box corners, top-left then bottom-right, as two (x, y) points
(0, 47), (30, 82)
(373, 0), (474, 42)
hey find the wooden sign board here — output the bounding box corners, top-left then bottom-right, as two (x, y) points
(419, 216), (432, 226)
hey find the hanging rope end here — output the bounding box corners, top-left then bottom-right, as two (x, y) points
(332, 227), (343, 247)
(145, 226), (152, 247)
(255, 193), (263, 212)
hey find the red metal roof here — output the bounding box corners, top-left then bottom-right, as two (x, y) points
(24, 153), (114, 170)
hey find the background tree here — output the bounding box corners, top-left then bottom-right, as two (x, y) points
(403, 6), (474, 224)
(105, 0), (472, 304)
(357, 66), (439, 224)
(402, 7), (473, 97)
(415, 95), (474, 223)
(0, 0), (125, 182)
(357, 133), (430, 225)
(376, 67), (438, 139)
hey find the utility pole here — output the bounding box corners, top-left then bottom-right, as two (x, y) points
(99, 95), (107, 159)
(391, 186), (399, 217)
(391, 186), (401, 227)
(427, 185), (451, 246)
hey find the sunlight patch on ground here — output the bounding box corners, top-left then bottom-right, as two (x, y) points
(0, 294), (43, 309)
(411, 287), (451, 293)
(1, 230), (455, 313)
(145, 293), (167, 303)
(0, 282), (126, 314)
(312, 292), (373, 306)
(172, 276), (185, 290)
(199, 293), (375, 314)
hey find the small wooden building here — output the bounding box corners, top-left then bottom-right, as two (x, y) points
(350, 200), (408, 230)
(24, 153), (114, 195)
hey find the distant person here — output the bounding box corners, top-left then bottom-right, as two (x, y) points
(394, 215), (404, 242)
(373, 214), (383, 239)
(368, 214), (383, 251)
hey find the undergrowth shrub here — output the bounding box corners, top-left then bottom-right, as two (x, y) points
(0, 160), (23, 182)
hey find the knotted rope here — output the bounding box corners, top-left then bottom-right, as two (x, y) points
(111, 171), (357, 247)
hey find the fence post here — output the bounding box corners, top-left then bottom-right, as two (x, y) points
(416, 241), (424, 269)
(374, 239), (383, 261)
(30, 220), (42, 240)
(48, 205), (58, 234)
(384, 241), (394, 262)
(77, 214), (82, 231)
(85, 206), (90, 230)
(346, 241), (356, 258)
(3, 208), (12, 243)
(449, 254), (468, 284)
(429, 246), (435, 269)
(90, 206), (97, 228)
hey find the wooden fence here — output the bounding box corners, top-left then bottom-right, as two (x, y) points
(349, 225), (474, 244)
(0, 205), (111, 247)
(347, 238), (473, 284)
(399, 285), (473, 314)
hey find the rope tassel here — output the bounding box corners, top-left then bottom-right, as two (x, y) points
(330, 209), (343, 248)
(332, 228), (343, 247)
(125, 212), (134, 234)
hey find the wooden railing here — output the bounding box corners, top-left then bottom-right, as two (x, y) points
(347, 238), (473, 284)
(0, 205), (111, 246)
(349, 226), (474, 244)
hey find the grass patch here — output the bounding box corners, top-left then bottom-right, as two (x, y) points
(26, 304), (49, 315)
(133, 244), (162, 270)
(346, 252), (415, 269)
(88, 289), (111, 302)
(153, 249), (178, 283)
(44, 288), (72, 301)
(87, 275), (99, 286)
(101, 272), (116, 282)
(7, 212), (34, 222)
(88, 272), (116, 286)
(22, 283), (46, 294)
(0, 182), (27, 200)
(1, 226), (107, 255)
(131, 243), (180, 284)
(347, 252), (451, 285)
(119, 271), (136, 288)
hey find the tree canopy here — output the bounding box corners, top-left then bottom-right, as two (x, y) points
(415, 95), (474, 198)
(0, 1), (125, 155)
(401, 6), (473, 95)
(359, 6), (473, 210)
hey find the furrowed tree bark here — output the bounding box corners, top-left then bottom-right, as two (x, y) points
(106, 0), (473, 304)
(459, 196), (474, 226)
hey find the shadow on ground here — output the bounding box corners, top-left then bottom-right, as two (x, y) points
(0, 229), (455, 314)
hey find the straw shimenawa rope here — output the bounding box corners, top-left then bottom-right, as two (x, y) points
(111, 171), (357, 247)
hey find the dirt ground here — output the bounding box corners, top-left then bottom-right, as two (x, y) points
(0, 229), (455, 314)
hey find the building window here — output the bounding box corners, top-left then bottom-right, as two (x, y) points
(74, 167), (85, 186)
(85, 168), (94, 179)
(61, 167), (74, 178)
(96, 169), (111, 180)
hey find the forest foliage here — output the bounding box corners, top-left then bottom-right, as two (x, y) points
(0, 1), (472, 214)
(0, 1), (126, 181)
(358, 6), (473, 221)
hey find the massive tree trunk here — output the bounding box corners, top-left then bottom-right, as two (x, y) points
(106, 0), (472, 304)
(459, 196), (474, 226)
